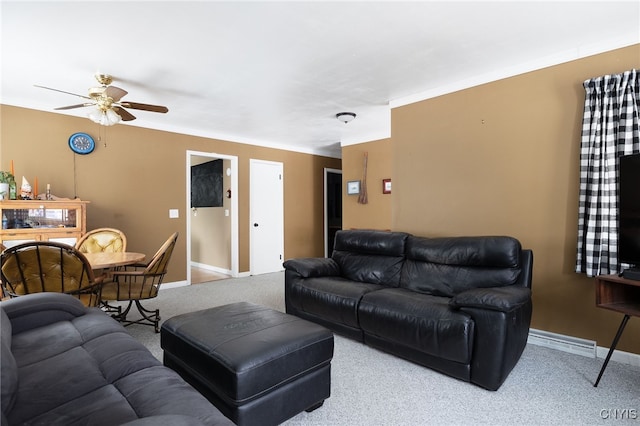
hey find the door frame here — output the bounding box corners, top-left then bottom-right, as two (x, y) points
(324, 168), (342, 257)
(249, 158), (284, 275)
(186, 150), (239, 283)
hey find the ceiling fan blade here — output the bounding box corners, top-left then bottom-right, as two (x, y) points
(105, 86), (128, 101)
(113, 107), (136, 121)
(54, 103), (94, 110)
(34, 85), (92, 100)
(119, 101), (168, 113)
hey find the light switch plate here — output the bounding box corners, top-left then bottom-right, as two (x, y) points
(169, 209), (179, 218)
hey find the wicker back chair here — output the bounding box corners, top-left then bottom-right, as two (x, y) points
(100, 232), (178, 332)
(76, 228), (127, 253)
(0, 241), (102, 307)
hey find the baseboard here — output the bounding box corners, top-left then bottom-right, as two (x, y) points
(528, 328), (596, 358)
(190, 261), (231, 276)
(160, 280), (188, 290)
(189, 262), (251, 279)
(596, 346), (640, 368)
(528, 328), (640, 368)
(159, 269), (249, 290)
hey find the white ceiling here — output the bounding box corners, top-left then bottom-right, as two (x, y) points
(2, 1), (638, 158)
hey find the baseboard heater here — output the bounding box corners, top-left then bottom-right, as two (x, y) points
(527, 328), (597, 358)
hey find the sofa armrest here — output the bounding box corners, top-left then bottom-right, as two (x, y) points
(283, 258), (340, 278)
(450, 286), (532, 390)
(1, 292), (89, 335)
(515, 249), (533, 288)
(449, 286), (531, 313)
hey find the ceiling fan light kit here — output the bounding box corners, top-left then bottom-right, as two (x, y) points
(88, 106), (121, 126)
(36, 73), (168, 127)
(336, 112), (356, 123)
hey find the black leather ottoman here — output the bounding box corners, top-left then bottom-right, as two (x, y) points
(160, 302), (334, 426)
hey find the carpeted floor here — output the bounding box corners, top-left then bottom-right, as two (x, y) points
(124, 272), (640, 426)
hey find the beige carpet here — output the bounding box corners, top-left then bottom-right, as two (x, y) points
(123, 272), (640, 426)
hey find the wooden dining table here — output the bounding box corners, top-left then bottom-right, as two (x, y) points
(83, 252), (146, 270)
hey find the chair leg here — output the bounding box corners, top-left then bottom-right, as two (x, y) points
(101, 300), (123, 316)
(134, 300), (161, 333)
(107, 299), (160, 333)
(110, 300), (133, 322)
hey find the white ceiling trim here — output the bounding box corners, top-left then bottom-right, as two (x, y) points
(106, 118), (346, 159)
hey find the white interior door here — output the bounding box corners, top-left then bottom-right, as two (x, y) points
(250, 159), (284, 275)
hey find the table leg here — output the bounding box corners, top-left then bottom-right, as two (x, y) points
(594, 314), (630, 387)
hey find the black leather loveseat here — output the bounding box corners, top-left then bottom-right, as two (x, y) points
(284, 230), (533, 391)
(1, 292), (233, 426)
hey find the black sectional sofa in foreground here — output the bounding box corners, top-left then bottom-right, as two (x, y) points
(1, 292), (233, 426)
(284, 229), (533, 391)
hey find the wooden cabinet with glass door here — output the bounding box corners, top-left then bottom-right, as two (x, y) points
(0, 200), (89, 249)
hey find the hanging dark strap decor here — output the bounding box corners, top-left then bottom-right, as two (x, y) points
(358, 152), (368, 204)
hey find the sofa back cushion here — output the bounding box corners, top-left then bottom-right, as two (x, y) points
(1, 308), (18, 415)
(400, 236), (523, 297)
(332, 230), (409, 286)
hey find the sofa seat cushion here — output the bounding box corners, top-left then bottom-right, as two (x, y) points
(10, 309), (125, 365)
(6, 306), (231, 426)
(358, 288), (474, 364)
(7, 316), (153, 424)
(288, 276), (384, 328)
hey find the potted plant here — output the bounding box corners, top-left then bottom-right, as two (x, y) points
(0, 171), (16, 200)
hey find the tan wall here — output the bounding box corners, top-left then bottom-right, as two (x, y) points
(344, 44), (640, 355)
(0, 105), (341, 281)
(342, 139), (393, 231)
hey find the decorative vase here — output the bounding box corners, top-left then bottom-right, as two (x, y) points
(0, 183), (9, 200)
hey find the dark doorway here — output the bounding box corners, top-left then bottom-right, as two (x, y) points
(325, 169), (342, 257)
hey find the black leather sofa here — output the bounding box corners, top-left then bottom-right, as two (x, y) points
(284, 230), (533, 391)
(1, 292), (233, 426)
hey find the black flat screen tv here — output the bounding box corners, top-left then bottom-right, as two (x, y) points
(191, 159), (223, 208)
(618, 153), (640, 277)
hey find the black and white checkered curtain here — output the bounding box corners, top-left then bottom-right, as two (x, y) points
(576, 69), (640, 277)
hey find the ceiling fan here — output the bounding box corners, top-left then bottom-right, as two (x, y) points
(35, 73), (168, 126)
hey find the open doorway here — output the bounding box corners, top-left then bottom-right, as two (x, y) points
(324, 168), (342, 257)
(186, 151), (239, 284)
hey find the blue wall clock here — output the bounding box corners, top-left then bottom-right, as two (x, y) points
(68, 132), (95, 155)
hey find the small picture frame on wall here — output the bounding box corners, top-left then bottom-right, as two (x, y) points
(382, 179), (392, 194)
(347, 180), (361, 195)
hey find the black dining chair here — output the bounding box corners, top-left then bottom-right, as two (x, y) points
(100, 232), (178, 332)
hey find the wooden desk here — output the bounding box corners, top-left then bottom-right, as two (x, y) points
(84, 252), (145, 270)
(594, 274), (640, 387)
